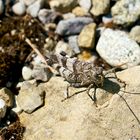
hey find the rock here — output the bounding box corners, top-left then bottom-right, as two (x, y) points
(23, 0), (37, 6)
(96, 28), (140, 68)
(63, 12), (75, 19)
(0, 88), (14, 108)
(27, 0), (44, 17)
(44, 37), (56, 51)
(129, 26), (140, 43)
(55, 17), (93, 36)
(38, 9), (63, 24)
(22, 66), (32, 80)
(111, 0), (140, 26)
(17, 81), (45, 113)
(117, 66), (140, 87)
(19, 76), (140, 140)
(32, 64), (53, 82)
(78, 0), (91, 11)
(68, 35), (80, 54)
(90, 0), (110, 16)
(12, 1), (26, 16)
(12, 96), (23, 114)
(55, 41), (74, 56)
(72, 6), (88, 17)
(0, 0), (4, 15)
(78, 23), (96, 49)
(102, 15), (113, 25)
(49, 0), (78, 13)
(0, 99), (7, 119)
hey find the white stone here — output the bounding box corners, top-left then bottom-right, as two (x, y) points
(0, 99), (7, 119)
(12, 2), (26, 16)
(78, 0), (91, 11)
(111, 0), (140, 26)
(0, 0), (4, 15)
(27, 0), (44, 17)
(22, 66), (32, 80)
(96, 28), (140, 68)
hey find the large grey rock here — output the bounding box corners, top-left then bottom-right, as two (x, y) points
(0, 88), (14, 108)
(129, 25), (140, 43)
(12, 1), (26, 16)
(111, 0), (140, 26)
(19, 73), (140, 140)
(55, 17), (93, 36)
(96, 28), (140, 68)
(78, 23), (96, 49)
(49, 0), (78, 13)
(17, 81), (45, 113)
(90, 0), (110, 16)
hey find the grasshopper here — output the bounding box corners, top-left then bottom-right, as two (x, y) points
(25, 38), (125, 103)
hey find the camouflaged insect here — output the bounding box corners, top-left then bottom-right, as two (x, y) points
(47, 52), (104, 87)
(46, 51), (106, 101)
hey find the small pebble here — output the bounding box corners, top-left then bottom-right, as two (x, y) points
(129, 25), (140, 43)
(0, 87), (14, 108)
(17, 81), (45, 113)
(0, 99), (7, 119)
(55, 17), (93, 36)
(49, 0), (78, 13)
(55, 41), (74, 56)
(68, 35), (80, 54)
(90, 0), (110, 16)
(12, 1), (26, 16)
(0, 0), (4, 15)
(78, 23), (96, 49)
(78, 0), (91, 11)
(32, 64), (53, 82)
(27, 0), (44, 17)
(22, 66), (33, 80)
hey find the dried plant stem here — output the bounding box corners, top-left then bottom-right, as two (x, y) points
(25, 38), (54, 72)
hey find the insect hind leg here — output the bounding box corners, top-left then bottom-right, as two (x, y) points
(86, 84), (97, 106)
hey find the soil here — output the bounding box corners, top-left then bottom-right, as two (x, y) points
(0, 15), (47, 88)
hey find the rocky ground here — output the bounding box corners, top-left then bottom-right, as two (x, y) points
(0, 0), (140, 140)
